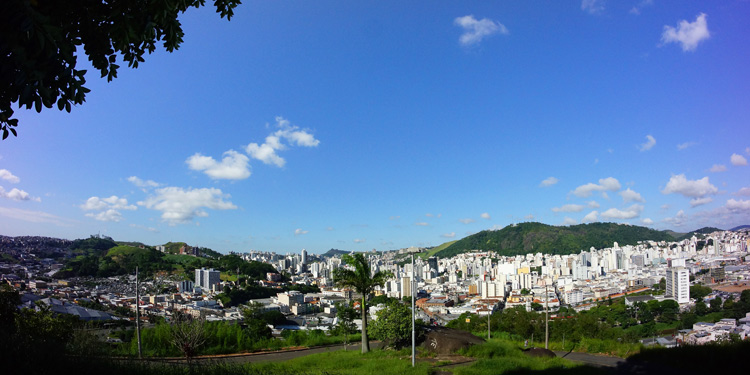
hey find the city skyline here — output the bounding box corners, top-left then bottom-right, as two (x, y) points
(1, 1), (749, 253)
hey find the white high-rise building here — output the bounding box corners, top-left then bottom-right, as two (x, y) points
(195, 268), (220, 292)
(666, 266), (689, 304)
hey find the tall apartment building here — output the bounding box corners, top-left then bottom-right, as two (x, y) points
(665, 266), (689, 304)
(195, 268), (220, 292)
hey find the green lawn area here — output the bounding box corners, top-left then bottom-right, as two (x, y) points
(418, 241), (457, 259)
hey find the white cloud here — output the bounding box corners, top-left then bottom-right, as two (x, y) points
(186, 150), (251, 180)
(86, 209), (124, 222)
(731, 153), (748, 166)
(661, 13), (710, 52)
(459, 218), (475, 224)
(737, 187), (750, 196)
(601, 204), (644, 220)
(552, 204), (584, 213)
(620, 188), (645, 203)
(562, 217), (578, 225)
(81, 195), (137, 211)
(480, 212), (491, 220)
(0, 186), (40, 202)
(582, 211), (599, 223)
(540, 177), (559, 187)
(0, 169), (20, 183)
(294, 228), (308, 236)
(389, 216), (400, 220)
(127, 176), (160, 189)
(129, 223), (158, 232)
(638, 135), (656, 151)
(587, 201), (601, 208)
(641, 218), (654, 225)
(581, 0), (605, 15)
(454, 15), (508, 46)
(441, 232), (456, 238)
(629, 0), (653, 15)
(709, 164), (727, 173)
(353, 238), (366, 244)
(662, 174), (717, 198)
(489, 225), (504, 231)
(0, 207), (74, 226)
(664, 210), (689, 227)
(138, 187), (237, 225)
(415, 222), (429, 226)
(245, 117), (319, 167)
(524, 214), (535, 220)
(326, 226), (334, 231)
(571, 177), (621, 198)
(726, 199), (750, 212)
(690, 197), (713, 207)
(425, 213), (434, 217)
(746, 147), (750, 155)
(677, 142), (696, 150)
(80, 195), (136, 222)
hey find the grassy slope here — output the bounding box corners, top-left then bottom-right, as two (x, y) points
(418, 241), (457, 259)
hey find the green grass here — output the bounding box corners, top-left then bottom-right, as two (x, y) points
(454, 339), (608, 375)
(419, 241), (457, 259)
(252, 348), (433, 375)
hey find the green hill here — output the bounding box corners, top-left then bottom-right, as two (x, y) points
(435, 222), (675, 258)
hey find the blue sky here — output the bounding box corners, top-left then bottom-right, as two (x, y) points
(1, 1), (749, 254)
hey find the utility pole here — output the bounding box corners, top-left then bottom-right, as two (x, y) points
(411, 254), (415, 368)
(545, 281), (549, 350)
(488, 306), (491, 339)
(135, 266), (142, 359)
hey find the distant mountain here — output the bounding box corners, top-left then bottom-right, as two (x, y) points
(673, 227), (724, 240)
(435, 222), (676, 258)
(321, 248), (350, 258)
(731, 225), (750, 231)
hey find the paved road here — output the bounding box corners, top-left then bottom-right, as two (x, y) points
(554, 350), (625, 368)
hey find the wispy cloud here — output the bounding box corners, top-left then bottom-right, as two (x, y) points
(581, 0), (605, 15)
(294, 228), (309, 236)
(0, 207), (75, 226)
(709, 164), (727, 173)
(552, 204), (584, 213)
(690, 197), (713, 207)
(459, 218), (475, 224)
(540, 177), (559, 187)
(480, 212), (491, 220)
(677, 141), (696, 150)
(415, 222), (429, 226)
(629, 0), (653, 15)
(661, 13), (710, 52)
(441, 232), (456, 238)
(454, 15), (508, 47)
(353, 238), (366, 244)
(127, 176), (160, 190)
(638, 135), (656, 151)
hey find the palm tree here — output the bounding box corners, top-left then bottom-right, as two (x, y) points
(332, 253), (393, 353)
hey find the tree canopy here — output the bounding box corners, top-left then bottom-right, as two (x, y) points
(332, 253), (393, 353)
(1, 0), (242, 139)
